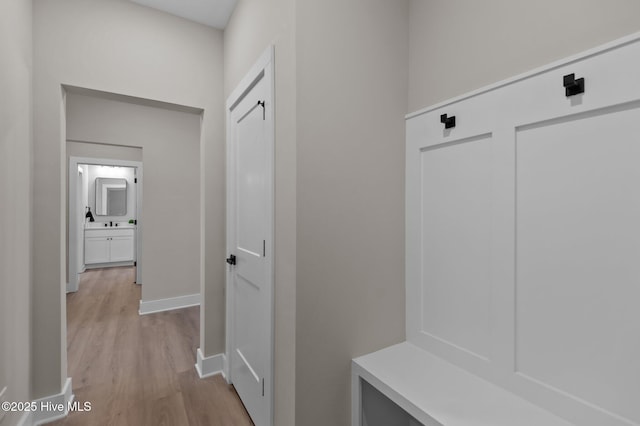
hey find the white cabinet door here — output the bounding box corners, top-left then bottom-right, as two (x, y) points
(109, 235), (134, 262)
(85, 236), (110, 264)
(85, 229), (135, 264)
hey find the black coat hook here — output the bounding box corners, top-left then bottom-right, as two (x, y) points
(563, 73), (585, 97)
(440, 114), (456, 129)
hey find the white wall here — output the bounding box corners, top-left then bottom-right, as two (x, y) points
(33, 0), (225, 399)
(0, 0), (32, 424)
(408, 0), (640, 112)
(295, 1), (409, 425)
(224, 1), (297, 424)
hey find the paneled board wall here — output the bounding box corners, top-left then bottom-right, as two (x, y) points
(406, 33), (640, 426)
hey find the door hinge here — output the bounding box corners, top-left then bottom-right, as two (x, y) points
(134, 261), (137, 266)
(226, 254), (236, 265)
(263, 240), (266, 257)
(262, 378), (265, 397)
(134, 178), (137, 183)
(258, 100), (265, 120)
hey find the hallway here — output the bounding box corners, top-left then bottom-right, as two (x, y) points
(53, 267), (252, 426)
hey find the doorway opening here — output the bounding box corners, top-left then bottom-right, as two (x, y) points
(68, 157), (143, 293)
(60, 85), (231, 424)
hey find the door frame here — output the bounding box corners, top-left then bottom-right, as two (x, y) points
(68, 156), (143, 292)
(225, 45), (275, 426)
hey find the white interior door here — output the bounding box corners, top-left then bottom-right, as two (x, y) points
(226, 47), (274, 426)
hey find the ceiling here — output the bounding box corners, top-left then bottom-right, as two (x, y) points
(129, 0), (237, 29)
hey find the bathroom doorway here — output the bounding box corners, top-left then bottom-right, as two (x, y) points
(68, 156), (143, 292)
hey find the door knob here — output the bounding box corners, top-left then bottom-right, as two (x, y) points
(226, 254), (236, 265)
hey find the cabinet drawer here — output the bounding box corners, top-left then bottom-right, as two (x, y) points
(85, 228), (134, 238)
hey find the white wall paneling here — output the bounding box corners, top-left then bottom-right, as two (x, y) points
(515, 102), (640, 423)
(355, 32), (640, 426)
(418, 133), (494, 362)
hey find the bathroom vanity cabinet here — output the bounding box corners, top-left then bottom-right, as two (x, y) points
(85, 228), (135, 265)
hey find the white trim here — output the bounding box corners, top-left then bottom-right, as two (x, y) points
(226, 47), (275, 110)
(138, 293), (200, 315)
(134, 165), (143, 285)
(84, 261), (135, 270)
(16, 411), (32, 426)
(0, 387), (7, 425)
(406, 30), (640, 120)
(226, 45), (275, 426)
(194, 349), (226, 379)
(21, 377), (74, 426)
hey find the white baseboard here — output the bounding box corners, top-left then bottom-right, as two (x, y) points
(138, 293), (200, 315)
(65, 281), (78, 294)
(194, 348), (225, 379)
(85, 261), (134, 270)
(15, 410), (32, 426)
(20, 377), (74, 426)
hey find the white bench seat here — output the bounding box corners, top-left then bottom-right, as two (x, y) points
(352, 342), (572, 426)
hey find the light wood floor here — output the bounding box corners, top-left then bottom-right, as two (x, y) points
(52, 266), (253, 426)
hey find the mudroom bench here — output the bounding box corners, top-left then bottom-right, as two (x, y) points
(352, 32), (640, 426)
(352, 342), (570, 426)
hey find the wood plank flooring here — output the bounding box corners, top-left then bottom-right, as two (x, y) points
(52, 266), (253, 426)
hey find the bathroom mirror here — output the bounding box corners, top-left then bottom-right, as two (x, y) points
(95, 177), (127, 216)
